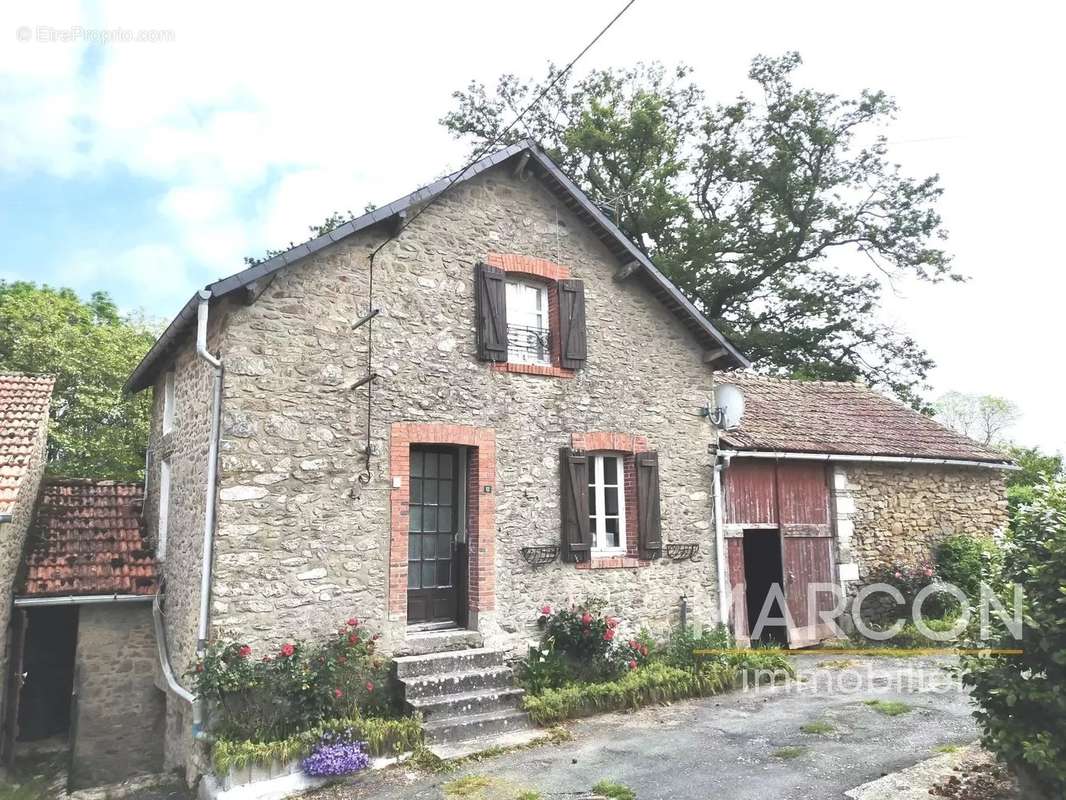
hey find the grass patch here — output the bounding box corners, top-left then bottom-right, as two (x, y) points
(936, 744), (960, 754)
(800, 721), (834, 735)
(864, 699), (913, 717)
(591, 780), (636, 800)
(443, 775), (493, 797)
(772, 746), (809, 760)
(516, 792), (542, 800)
(818, 659), (854, 670)
(0, 752), (65, 800)
(408, 725), (573, 775)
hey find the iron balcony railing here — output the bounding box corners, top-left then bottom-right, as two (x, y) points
(507, 323), (551, 362)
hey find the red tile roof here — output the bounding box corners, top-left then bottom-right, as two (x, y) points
(718, 374), (1011, 464)
(0, 374), (55, 516)
(20, 479), (159, 597)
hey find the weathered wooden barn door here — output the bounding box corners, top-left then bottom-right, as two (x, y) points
(776, 462), (837, 647)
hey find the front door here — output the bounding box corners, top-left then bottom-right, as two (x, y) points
(407, 446), (460, 625)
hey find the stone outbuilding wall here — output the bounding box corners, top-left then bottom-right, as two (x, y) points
(69, 603), (165, 790)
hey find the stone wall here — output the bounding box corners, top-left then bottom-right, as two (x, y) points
(207, 166), (722, 655)
(69, 604), (165, 790)
(0, 411), (49, 739)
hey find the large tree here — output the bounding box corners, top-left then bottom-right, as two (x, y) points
(934, 391), (1021, 447)
(442, 54), (959, 406)
(0, 282), (156, 480)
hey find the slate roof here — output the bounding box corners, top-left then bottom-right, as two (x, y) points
(0, 374), (55, 517)
(125, 139), (749, 393)
(19, 479), (158, 598)
(718, 374), (1011, 464)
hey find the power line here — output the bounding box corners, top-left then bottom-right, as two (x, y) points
(356, 0), (639, 484)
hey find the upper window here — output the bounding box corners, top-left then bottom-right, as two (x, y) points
(162, 371), (176, 435)
(158, 459), (171, 560)
(505, 279), (549, 365)
(587, 454), (626, 554)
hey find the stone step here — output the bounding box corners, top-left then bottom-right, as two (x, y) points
(423, 707), (534, 745)
(402, 665), (515, 701)
(407, 686), (525, 720)
(395, 628), (484, 657)
(394, 647), (507, 679)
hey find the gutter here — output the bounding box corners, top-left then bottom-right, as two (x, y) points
(14, 594), (154, 607)
(715, 449), (1019, 471)
(153, 584), (196, 706)
(0, 513), (11, 524)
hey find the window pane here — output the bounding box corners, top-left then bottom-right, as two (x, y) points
(437, 533), (452, 558)
(421, 533), (435, 559)
(409, 506), (422, 532)
(411, 450), (424, 477)
(603, 456), (618, 485)
(439, 452), (453, 478)
(587, 456), (596, 487)
(423, 507), (437, 532)
(437, 559), (452, 586)
(410, 478), (422, 505)
(438, 506), (452, 532)
(422, 562), (436, 588)
(424, 480), (438, 505)
(604, 486), (619, 516)
(439, 480), (453, 506)
(588, 486), (597, 516)
(409, 535), (421, 560)
(424, 452), (438, 478)
(605, 517), (620, 548)
(408, 563), (419, 588)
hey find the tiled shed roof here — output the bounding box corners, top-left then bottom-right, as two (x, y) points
(19, 479), (158, 597)
(718, 374), (1011, 464)
(0, 374), (55, 516)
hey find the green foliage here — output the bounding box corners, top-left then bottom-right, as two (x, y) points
(772, 747), (808, 760)
(211, 714), (422, 773)
(244, 212), (355, 266)
(0, 281), (156, 479)
(934, 392), (1020, 447)
(936, 534), (1000, 601)
(960, 479), (1066, 795)
(442, 775), (493, 798)
(1004, 445), (1063, 488)
(659, 623), (731, 668)
(443, 55), (957, 405)
(190, 618), (395, 742)
(800, 721), (834, 735)
(514, 647), (570, 694)
(591, 780), (636, 800)
(864, 700), (913, 717)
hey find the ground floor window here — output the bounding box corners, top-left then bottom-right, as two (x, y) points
(588, 454), (625, 554)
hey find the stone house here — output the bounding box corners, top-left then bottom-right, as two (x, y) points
(121, 140), (1010, 776)
(715, 374), (1012, 643)
(8, 479), (162, 790)
(0, 373), (54, 766)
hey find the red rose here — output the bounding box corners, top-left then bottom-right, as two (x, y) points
(640, 644), (649, 656)
(334, 688), (343, 698)
(540, 605), (551, 616)
(280, 643), (295, 657)
(628, 639), (638, 649)
(366, 681), (375, 692)
(628, 660), (638, 670)
(348, 634), (360, 645)
(347, 618), (359, 627)
(238, 645), (252, 658)
(606, 617), (618, 629)
(603, 629), (615, 641)
(581, 612), (592, 626)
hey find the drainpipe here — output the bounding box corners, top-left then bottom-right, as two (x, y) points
(193, 289), (224, 735)
(712, 453), (730, 627)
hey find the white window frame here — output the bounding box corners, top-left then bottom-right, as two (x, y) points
(588, 454), (626, 555)
(162, 371), (176, 435)
(158, 459), (171, 561)
(505, 278), (550, 366)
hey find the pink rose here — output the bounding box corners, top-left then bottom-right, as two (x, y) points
(280, 643), (295, 658)
(603, 629), (615, 642)
(581, 612), (593, 626)
(347, 618), (359, 627)
(628, 660), (638, 670)
(541, 605), (552, 616)
(334, 688), (343, 698)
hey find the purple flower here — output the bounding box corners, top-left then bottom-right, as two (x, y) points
(300, 736), (371, 777)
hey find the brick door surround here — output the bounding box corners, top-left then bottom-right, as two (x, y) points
(389, 423), (497, 625)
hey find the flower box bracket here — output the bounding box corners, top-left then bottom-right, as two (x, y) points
(665, 543), (700, 562)
(521, 545), (560, 567)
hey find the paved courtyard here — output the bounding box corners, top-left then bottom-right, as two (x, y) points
(312, 654), (978, 800)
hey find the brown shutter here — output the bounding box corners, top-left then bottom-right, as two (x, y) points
(636, 451), (662, 555)
(557, 279), (587, 370)
(559, 447), (591, 562)
(475, 263), (508, 362)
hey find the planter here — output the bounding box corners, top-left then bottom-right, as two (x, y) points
(198, 753), (410, 800)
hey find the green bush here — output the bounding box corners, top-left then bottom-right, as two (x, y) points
(660, 623), (731, 669)
(936, 533), (1000, 602)
(960, 480), (1066, 796)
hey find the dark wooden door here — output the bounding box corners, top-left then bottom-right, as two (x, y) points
(1, 609), (27, 765)
(407, 446), (460, 625)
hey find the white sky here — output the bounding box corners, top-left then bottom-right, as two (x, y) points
(1, 0), (1062, 453)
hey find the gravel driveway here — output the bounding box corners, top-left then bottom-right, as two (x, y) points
(311, 655), (978, 800)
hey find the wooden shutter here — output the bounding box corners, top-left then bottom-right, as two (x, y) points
(559, 448), (591, 561)
(557, 279), (587, 370)
(475, 263), (508, 362)
(636, 451), (662, 555)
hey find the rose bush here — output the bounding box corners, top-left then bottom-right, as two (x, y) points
(189, 617), (396, 741)
(527, 600), (651, 684)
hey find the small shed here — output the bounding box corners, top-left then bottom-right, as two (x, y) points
(714, 375), (1012, 647)
(7, 479), (163, 790)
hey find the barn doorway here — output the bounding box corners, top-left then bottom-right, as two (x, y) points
(17, 606), (77, 743)
(742, 530), (788, 645)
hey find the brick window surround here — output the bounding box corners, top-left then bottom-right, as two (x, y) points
(389, 423), (496, 620)
(485, 252), (575, 379)
(570, 432), (651, 570)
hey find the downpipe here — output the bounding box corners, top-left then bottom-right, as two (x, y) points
(712, 453), (730, 628)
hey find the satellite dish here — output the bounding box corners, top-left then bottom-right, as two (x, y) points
(713, 383), (745, 430)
